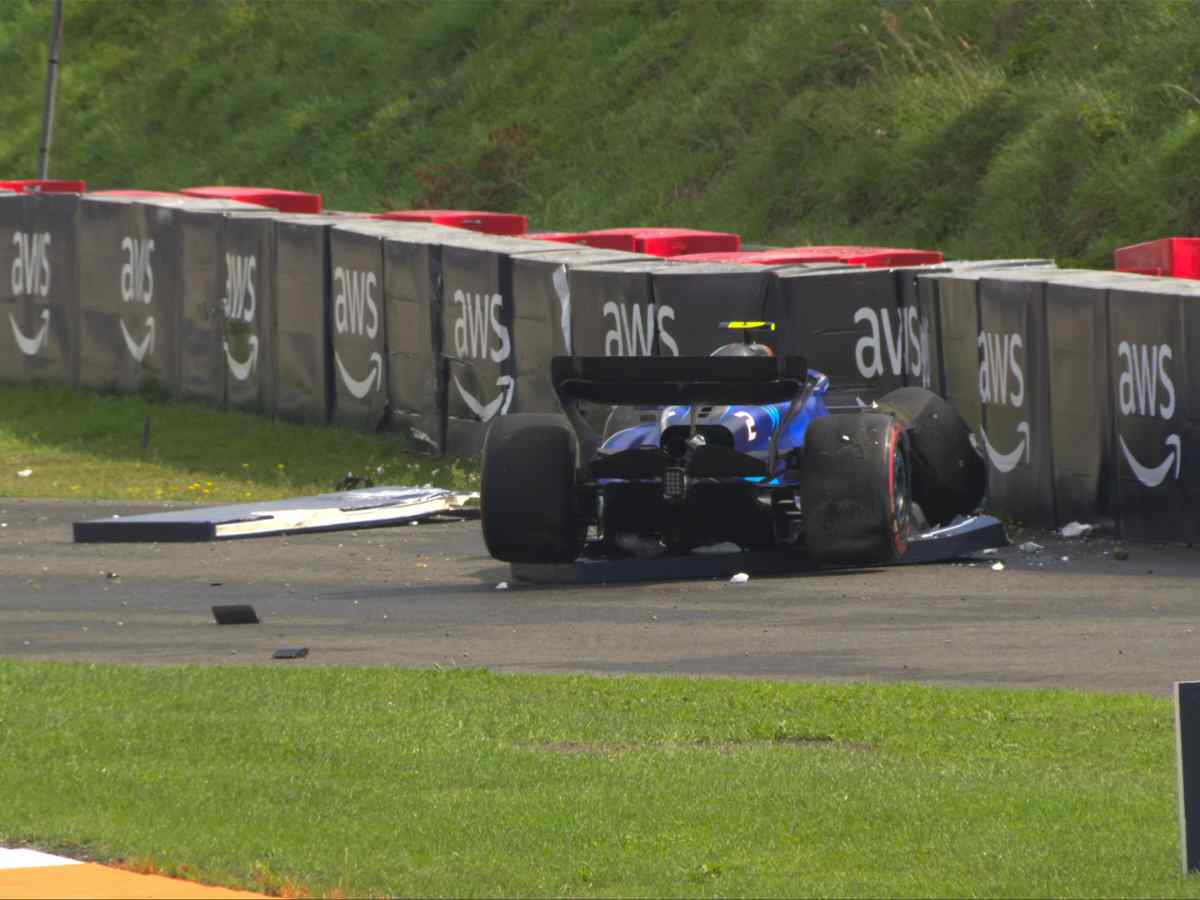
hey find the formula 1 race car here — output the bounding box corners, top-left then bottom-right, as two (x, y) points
(481, 323), (985, 567)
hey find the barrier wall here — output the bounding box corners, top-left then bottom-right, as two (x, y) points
(1106, 276), (1200, 543)
(508, 246), (644, 414)
(1043, 271), (1116, 525)
(13, 187), (1200, 541)
(649, 263), (776, 357)
(77, 196), (181, 393)
(0, 191), (80, 386)
(767, 264), (919, 406)
(976, 272), (1054, 527)
(328, 220), (393, 430)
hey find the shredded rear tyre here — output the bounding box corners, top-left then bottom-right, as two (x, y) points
(801, 413), (911, 565)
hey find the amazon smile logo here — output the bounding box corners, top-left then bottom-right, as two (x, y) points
(335, 350), (383, 399)
(450, 288), (515, 422)
(1115, 340), (1182, 489)
(9, 308), (50, 356)
(976, 330), (1030, 472)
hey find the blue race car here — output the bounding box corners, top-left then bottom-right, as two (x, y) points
(481, 323), (984, 567)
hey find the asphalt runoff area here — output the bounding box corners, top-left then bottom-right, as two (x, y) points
(2, 497), (1199, 696)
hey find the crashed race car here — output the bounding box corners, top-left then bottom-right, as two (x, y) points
(481, 323), (985, 567)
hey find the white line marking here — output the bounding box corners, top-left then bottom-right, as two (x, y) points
(0, 847), (83, 869)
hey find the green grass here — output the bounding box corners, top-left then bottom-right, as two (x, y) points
(0, 660), (1192, 898)
(0, 383), (476, 502)
(3, 1), (1200, 267)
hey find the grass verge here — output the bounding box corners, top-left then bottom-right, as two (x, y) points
(0, 661), (1191, 898)
(0, 383), (476, 502)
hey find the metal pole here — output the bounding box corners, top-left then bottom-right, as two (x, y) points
(37, 0), (64, 180)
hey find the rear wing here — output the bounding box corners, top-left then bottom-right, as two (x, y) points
(551, 355), (809, 405)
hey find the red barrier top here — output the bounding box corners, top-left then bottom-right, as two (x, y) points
(0, 179), (87, 194)
(372, 209), (528, 236)
(577, 227), (741, 257)
(181, 186), (322, 214)
(523, 231), (589, 244)
(677, 245), (943, 267)
(1114, 237), (1200, 279)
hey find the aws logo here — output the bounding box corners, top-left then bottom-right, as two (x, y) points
(854, 306), (927, 385)
(8, 231), (52, 357)
(603, 301), (678, 357)
(1115, 341), (1180, 488)
(976, 331), (1029, 474)
(332, 267), (383, 399)
(118, 237), (155, 364)
(451, 289), (513, 422)
(222, 253), (259, 382)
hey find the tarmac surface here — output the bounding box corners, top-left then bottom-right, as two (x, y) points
(2, 496), (1199, 696)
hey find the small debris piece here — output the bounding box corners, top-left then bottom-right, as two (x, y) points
(495, 581), (509, 591)
(273, 647), (308, 659)
(104, 571), (120, 580)
(1018, 541), (1043, 553)
(1114, 546), (1130, 561)
(981, 548), (999, 556)
(16, 469), (31, 478)
(211, 604), (260, 625)
(991, 561), (1005, 571)
(730, 572), (750, 584)
(1061, 556), (1069, 562)
(1060, 521), (1093, 538)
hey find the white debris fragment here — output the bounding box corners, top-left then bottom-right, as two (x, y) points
(981, 548), (999, 555)
(495, 581), (509, 591)
(1061, 556), (1069, 562)
(15, 469), (31, 478)
(1019, 541), (1043, 553)
(1060, 521), (1093, 538)
(692, 542), (742, 555)
(991, 561), (1005, 571)
(730, 572), (750, 584)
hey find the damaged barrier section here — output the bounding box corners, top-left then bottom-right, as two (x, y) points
(507, 245), (646, 415)
(0, 190), (80, 387)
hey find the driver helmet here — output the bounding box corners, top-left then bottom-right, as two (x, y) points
(710, 341), (774, 357)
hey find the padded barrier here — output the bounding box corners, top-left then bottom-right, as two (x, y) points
(171, 198), (262, 405)
(976, 271), (1054, 527)
(1106, 276), (1200, 543)
(564, 259), (675, 430)
(437, 233), (609, 457)
(77, 195), (182, 394)
(219, 211), (275, 413)
(327, 220), (400, 430)
(649, 262), (778, 357)
(1042, 270), (1118, 525)
(0, 191), (80, 386)
(508, 246), (647, 414)
(766, 264), (913, 407)
(271, 214), (349, 423)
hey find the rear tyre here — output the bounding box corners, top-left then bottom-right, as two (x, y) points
(875, 387), (985, 526)
(801, 413), (911, 565)
(481, 413), (584, 564)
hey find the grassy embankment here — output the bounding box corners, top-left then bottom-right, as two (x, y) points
(0, 661), (1192, 898)
(0, 0), (1199, 268)
(0, 384), (475, 501)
